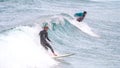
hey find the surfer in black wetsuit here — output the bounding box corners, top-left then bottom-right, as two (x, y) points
(39, 26), (57, 56)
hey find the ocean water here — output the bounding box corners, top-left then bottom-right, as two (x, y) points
(0, 0), (120, 68)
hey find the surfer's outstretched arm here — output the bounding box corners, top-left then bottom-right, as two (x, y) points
(45, 32), (51, 42)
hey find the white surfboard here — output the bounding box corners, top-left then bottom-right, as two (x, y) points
(52, 53), (75, 58)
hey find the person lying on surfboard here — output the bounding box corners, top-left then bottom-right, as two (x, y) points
(39, 26), (57, 56)
(74, 11), (87, 22)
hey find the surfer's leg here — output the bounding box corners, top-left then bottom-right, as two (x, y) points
(46, 43), (54, 53)
(77, 17), (84, 22)
(46, 43), (57, 56)
(44, 46), (48, 50)
(41, 42), (48, 50)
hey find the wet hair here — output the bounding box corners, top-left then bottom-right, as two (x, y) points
(44, 26), (49, 29)
(83, 11), (87, 17)
(84, 11), (87, 14)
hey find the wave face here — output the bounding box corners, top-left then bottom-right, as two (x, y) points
(0, 0), (120, 68)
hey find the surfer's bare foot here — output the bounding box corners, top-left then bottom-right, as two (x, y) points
(53, 53), (57, 56)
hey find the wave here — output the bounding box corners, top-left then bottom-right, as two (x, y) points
(0, 25), (57, 68)
(37, 13), (100, 38)
(90, 0), (120, 2)
(67, 19), (100, 38)
(0, 13), (100, 68)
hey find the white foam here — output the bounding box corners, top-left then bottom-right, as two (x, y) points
(0, 25), (57, 68)
(69, 19), (100, 38)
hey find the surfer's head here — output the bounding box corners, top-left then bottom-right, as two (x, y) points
(83, 11), (87, 17)
(44, 26), (49, 31)
(84, 11), (87, 14)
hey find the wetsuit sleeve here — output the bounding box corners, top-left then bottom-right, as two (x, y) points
(46, 32), (51, 42)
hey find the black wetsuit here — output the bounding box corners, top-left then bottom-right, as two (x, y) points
(39, 30), (55, 53)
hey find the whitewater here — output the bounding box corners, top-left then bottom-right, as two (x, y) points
(0, 0), (120, 68)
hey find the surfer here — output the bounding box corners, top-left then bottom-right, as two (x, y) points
(74, 11), (87, 22)
(39, 26), (57, 56)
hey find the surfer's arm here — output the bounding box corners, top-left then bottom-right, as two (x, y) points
(47, 37), (51, 42)
(46, 32), (51, 42)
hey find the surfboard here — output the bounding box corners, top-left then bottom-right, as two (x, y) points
(52, 53), (75, 58)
